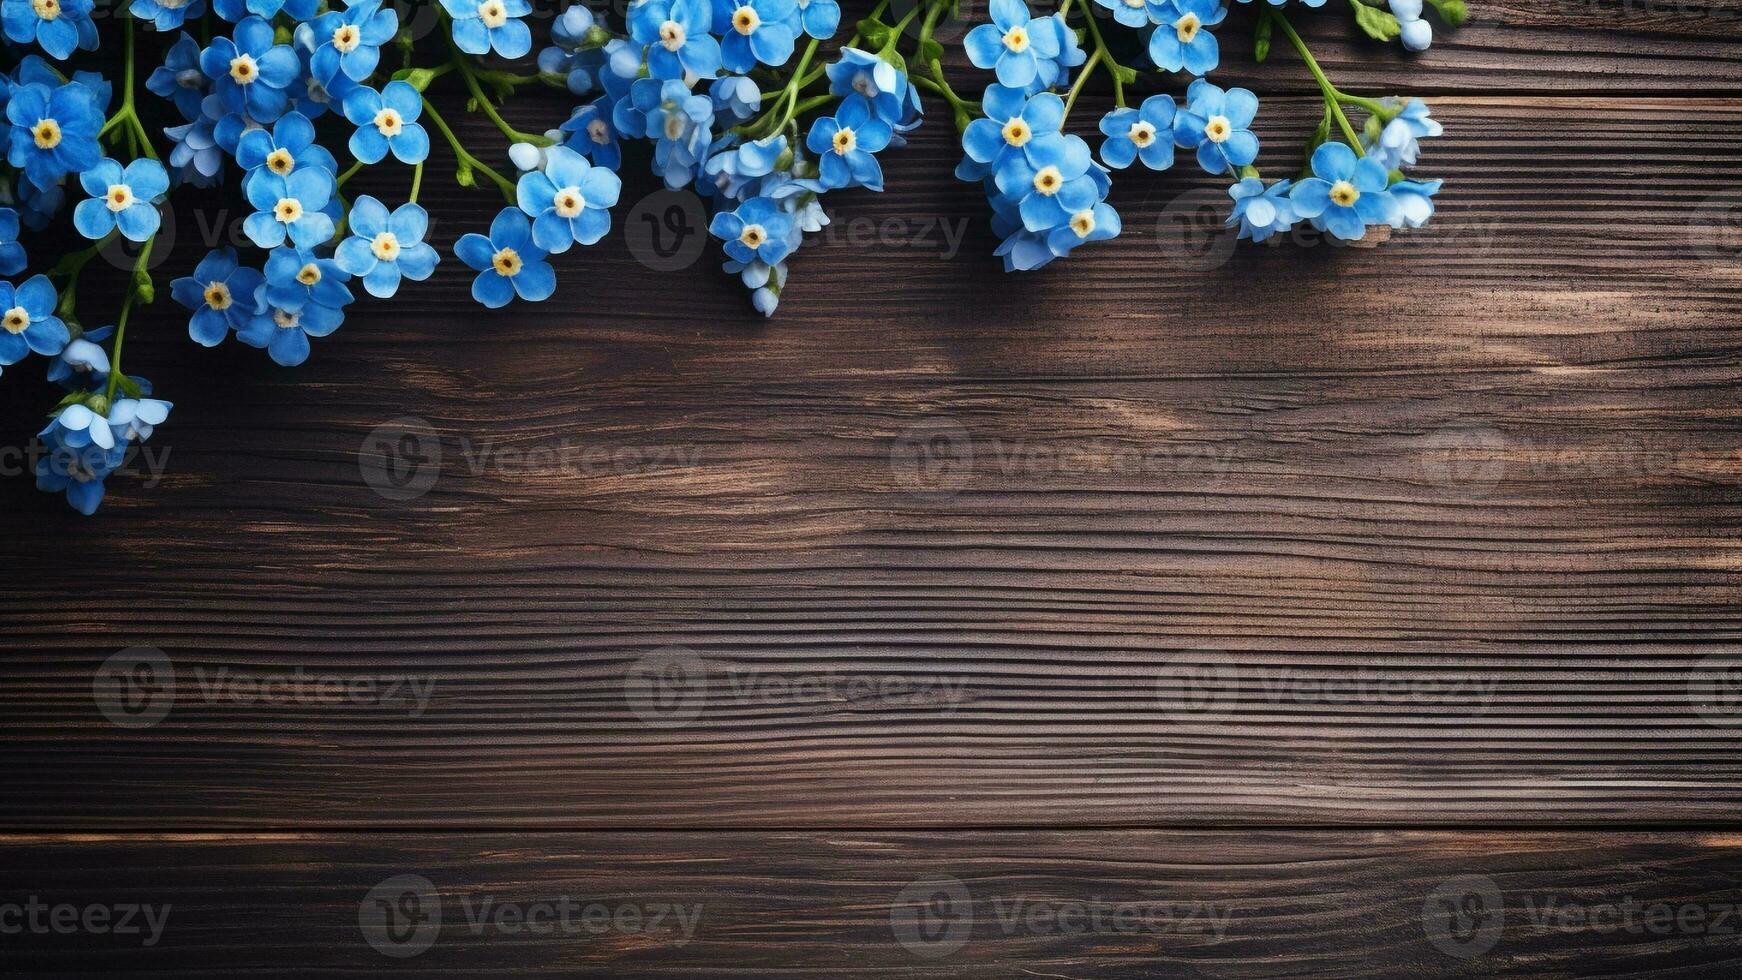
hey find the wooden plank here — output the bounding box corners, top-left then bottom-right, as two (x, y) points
(1, 98), (1739, 828)
(1, 831), (1739, 976)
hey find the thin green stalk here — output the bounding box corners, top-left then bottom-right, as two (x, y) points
(420, 96), (516, 203)
(1268, 9), (1363, 154)
(335, 159), (365, 189)
(447, 35), (555, 146)
(409, 160), (424, 204)
(1074, 1), (1123, 107)
(105, 235), (155, 402)
(1062, 48), (1103, 118)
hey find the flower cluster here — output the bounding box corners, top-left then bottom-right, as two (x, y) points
(0, 0), (941, 512)
(955, 0), (1464, 269)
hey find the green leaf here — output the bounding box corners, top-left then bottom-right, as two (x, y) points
(1347, 0), (1401, 41)
(1110, 63), (1138, 86)
(855, 17), (894, 49)
(1253, 15), (1272, 62)
(117, 374), (144, 399)
(1424, 0), (1467, 27)
(918, 37), (944, 65)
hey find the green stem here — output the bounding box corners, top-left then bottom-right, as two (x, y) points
(1074, 1), (1123, 108)
(409, 160), (424, 204)
(448, 38), (555, 146)
(1269, 9), (1363, 154)
(335, 159), (365, 189)
(421, 96), (516, 203)
(1062, 48), (1103, 118)
(105, 235), (155, 402)
(98, 20), (160, 161)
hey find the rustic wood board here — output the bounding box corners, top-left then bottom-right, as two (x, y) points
(1, 3), (1740, 974)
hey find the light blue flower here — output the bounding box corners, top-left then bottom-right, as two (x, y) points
(131, 0), (207, 31)
(825, 48), (910, 127)
(171, 248), (265, 346)
(47, 325), (111, 389)
(2, 0), (96, 60)
(0, 206), (26, 275)
(0, 274), (65, 365)
(1227, 176), (1296, 241)
(1098, 95), (1175, 170)
(455, 208), (556, 308)
(1388, 177), (1440, 229)
(1091, 0), (1167, 29)
(1172, 78), (1259, 175)
(201, 16), (301, 122)
(807, 95), (891, 191)
(795, 0), (840, 39)
(516, 146), (621, 254)
(1390, 0), (1432, 50)
(1148, 0), (1225, 75)
(959, 85), (1063, 181)
(717, 0), (800, 72)
(237, 111), (339, 186)
(630, 0), (722, 80)
(964, 0), (1060, 89)
(1045, 201), (1120, 258)
(560, 99), (621, 170)
(73, 158), (168, 242)
(710, 75), (762, 122)
(335, 196), (441, 299)
(166, 99), (226, 188)
(993, 131), (1096, 232)
(35, 435), (122, 515)
(264, 245), (353, 314)
(236, 291), (347, 367)
(1289, 141), (1398, 241)
(5, 80), (102, 190)
(1362, 97), (1442, 170)
(343, 81), (429, 165)
(214, 0), (318, 19)
(243, 166), (337, 249)
(441, 0), (534, 59)
(309, 0), (399, 86)
(709, 196), (794, 265)
(146, 32), (209, 121)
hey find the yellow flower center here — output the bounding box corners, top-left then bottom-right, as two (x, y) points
(1069, 210), (1096, 238)
(105, 184), (135, 213)
(374, 108), (404, 137)
(738, 223), (767, 249)
(1174, 11), (1201, 43)
(273, 308), (300, 330)
(31, 0), (59, 20)
(663, 112), (686, 141)
(1128, 121), (1156, 147)
(554, 188), (585, 219)
(371, 232), (401, 261)
(1001, 119), (1030, 147)
(1002, 25), (1029, 52)
(1032, 165), (1062, 196)
(1204, 114), (1231, 143)
(2, 306), (29, 334)
(333, 24), (360, 52)
(831, 126), (856, 155)
(658, 20), (686, 51)
(479, 0), (508, 28)
(229, 54), (258, 84)
(274, 198), (304, 223)
(31, 119), (61, 150)
(491, 247), (522, 277)
(1330, 180), (1361, 207)
(203, 283), (232, 311)
(297, 262), (322, 286)
(267, 149), (296, 175)
(732, 6), (760, 34)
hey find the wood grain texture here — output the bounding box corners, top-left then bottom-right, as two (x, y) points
(2, 831), (1740, 976)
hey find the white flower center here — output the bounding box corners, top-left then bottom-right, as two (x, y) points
(2, 306), (29, 334)
(203, 283), (232, 311)
(587, 119), (610, 145)
(297, 262), (322, 286)
(374, 108), (404, 137)
(662, 113), (686, 141)
(333, 24), (361, 52)
(1002, 25), (1029, 52)
(273, 308), (301, 330)
(1001, 118), (1031, 147)
(229, 54), (259, 84)
(1069, 210), (1096, 238)
(371, 232), (401, 261)
(1330, 180), (1361, 207)
(1174, 11), (1201, 43)
(491, 247), (522, 277)
(851, 72), (876, 97)
(267, 148), (296, 175)
(553, 187), (586, 219)
(659, 20), (686, 51)
(738, 223), (767, 249)
(831, 126), (857, 155)
(1128, 121), (1156, 147)
(479, 0), (508, 28)
(105, 184), (135, 213)
(32, 119), (60, 149)
(732, 6), (760, 34)
(1032, 165), (1062, 196)
(175, 68), (204, 90)
(31, 0), (60, 20)
(1204, 115), (1231, 143)
(274, 198), (304, 224)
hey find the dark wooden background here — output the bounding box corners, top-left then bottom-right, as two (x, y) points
(3, 2), (1742, 974)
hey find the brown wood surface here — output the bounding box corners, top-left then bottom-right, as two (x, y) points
(1, 2), (1740, 975)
